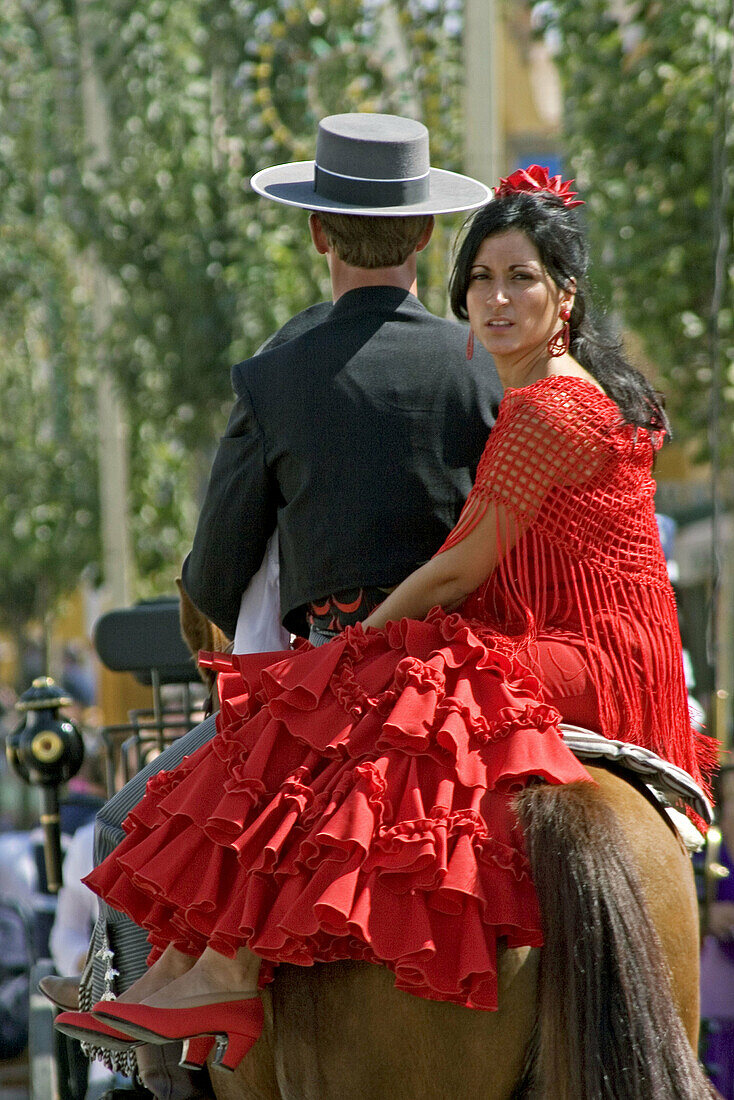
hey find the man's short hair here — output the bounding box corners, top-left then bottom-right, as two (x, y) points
(315, 212), (432, 268)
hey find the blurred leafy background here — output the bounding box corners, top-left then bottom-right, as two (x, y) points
(0, 0), (731, 667)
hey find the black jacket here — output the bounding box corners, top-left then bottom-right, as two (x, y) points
(182, 285), (502, 638)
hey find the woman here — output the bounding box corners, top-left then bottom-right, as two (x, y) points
(57, 167), (715, 1069)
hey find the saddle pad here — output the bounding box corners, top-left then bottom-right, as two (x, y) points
(561, 724), (713, 847)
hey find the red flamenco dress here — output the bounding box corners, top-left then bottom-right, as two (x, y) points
(84, 377), (715, 1013)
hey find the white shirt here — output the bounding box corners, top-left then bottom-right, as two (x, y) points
(233, 531), (291, 654)
(49, 820), (97, 975)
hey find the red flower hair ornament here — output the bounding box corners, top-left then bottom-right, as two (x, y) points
(494, 165), (585, 208)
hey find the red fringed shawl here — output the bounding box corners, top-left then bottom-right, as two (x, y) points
(439, 376), (716, 794)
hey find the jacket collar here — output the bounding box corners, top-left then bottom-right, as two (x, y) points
(329, 285), (426, 319)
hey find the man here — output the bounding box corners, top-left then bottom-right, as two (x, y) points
(54, 113), (501, 1099)
(183, 113), (501, 646)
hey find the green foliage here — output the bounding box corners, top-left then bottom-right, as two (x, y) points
(0, 227), (100, 629)
(532, 0), (733, 460)
(0, 2), (99, 630)
(0, 0), (468, 621)
(86, 0), (467, 437)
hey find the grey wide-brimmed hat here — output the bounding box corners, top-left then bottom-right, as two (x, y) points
(250, 113), (490, 216)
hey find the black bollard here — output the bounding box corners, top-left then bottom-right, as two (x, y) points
(6, 677), (85, 893)
(38, 786), (64, 894)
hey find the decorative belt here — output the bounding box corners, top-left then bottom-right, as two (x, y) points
(307, 585), (394, 632)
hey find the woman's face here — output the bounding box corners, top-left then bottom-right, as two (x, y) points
(465, 230), (572, 362)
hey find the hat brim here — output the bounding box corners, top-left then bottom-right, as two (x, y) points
(250, 161), (490, 216)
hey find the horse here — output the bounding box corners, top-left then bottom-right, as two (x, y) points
(202, 763), (714, 1100)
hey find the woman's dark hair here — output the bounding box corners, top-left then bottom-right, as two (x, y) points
(449, 193), (670, 434)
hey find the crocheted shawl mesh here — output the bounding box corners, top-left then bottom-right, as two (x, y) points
(438, 376), (716, 794)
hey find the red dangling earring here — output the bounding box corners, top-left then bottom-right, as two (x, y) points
(547, 306), (572, 358)
(466, 329), (474, 360)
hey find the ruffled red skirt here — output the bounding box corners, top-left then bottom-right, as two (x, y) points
(84, 611), (592, 1011)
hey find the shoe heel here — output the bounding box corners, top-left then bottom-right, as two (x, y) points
(212, 1029), (259, 1072)
(179, 1035), (215, 1069)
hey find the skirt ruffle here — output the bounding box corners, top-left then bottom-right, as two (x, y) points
(84, 610), (592, 1011)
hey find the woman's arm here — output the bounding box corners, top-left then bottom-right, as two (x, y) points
(363, 384), (612, 633)
(363, 387), (599, 632)
(363, 501), (518, 631)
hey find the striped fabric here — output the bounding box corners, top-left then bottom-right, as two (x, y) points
(86, 714), (219, 1009)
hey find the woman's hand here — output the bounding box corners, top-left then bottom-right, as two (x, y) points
(361, 502), (513, 631)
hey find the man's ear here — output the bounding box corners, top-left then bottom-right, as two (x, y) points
(309, 212), (329, 255)
(415, 215), (435, 253)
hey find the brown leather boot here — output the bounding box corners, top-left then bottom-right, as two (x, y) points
(38, 974), (81, 1011)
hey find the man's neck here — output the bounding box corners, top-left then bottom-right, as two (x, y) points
(328, 254), (419, 301)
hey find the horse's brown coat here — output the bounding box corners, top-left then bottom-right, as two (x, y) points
(209, 765), (701, 1100)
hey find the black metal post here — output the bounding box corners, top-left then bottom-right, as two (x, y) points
(38, 785), (64, 894)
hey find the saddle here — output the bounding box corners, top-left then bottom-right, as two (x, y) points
(561, 723), (713, 850)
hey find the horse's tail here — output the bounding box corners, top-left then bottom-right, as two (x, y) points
(515, 779), (716, 1100)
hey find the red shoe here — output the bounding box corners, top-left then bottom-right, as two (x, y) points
(53, 1010), (142, 1052)
(54, 1010), (215, 1068)
(93, 996), (264, 1072)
